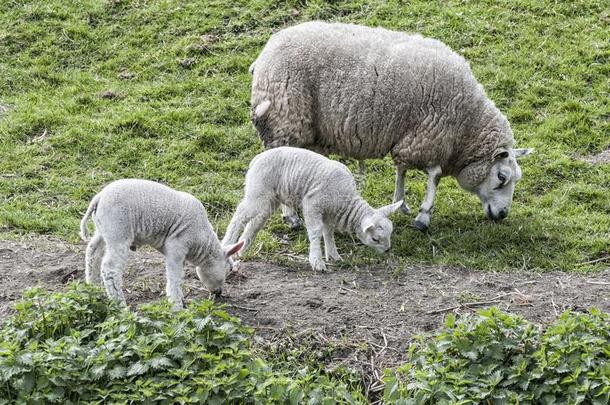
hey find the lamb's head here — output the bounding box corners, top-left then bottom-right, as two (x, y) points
(456, 148), (533, 221)
(196, 241), (244, 298)
(357, 201), (404, 253)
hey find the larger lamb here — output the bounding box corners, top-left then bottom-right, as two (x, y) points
(250, 21), (532, 230)
(222, 147), (403, 272)
(80, 179), (244, 309)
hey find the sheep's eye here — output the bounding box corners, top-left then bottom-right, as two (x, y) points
(498, 172), (506, 184)
(372, 237), (380, 243)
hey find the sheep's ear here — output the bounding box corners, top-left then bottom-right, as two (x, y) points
(377, 200), (406, 217)
(224, 240), (245, 257)
(514, 148), (533, 159)
(493, 148), (510, 160)
(253, 100), (271, 119)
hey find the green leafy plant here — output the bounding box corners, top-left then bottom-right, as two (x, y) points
(383, 308), (610, 404)
(0, 283), (363, 404)
(530, 308), (610, 404)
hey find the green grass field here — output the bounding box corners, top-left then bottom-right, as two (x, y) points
(0, 0), (608, 272)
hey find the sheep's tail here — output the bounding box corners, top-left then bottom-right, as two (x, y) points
(80, 193), (100, 242)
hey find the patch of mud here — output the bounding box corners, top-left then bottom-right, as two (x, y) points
(1, 237), (608, 395)
(582, 148), (610, 165)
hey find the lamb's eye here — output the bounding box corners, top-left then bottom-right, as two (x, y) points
(498, 172), (506, 184)
(372, 237), (380, 243)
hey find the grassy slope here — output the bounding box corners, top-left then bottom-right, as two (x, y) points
(0, 0), (608, 272)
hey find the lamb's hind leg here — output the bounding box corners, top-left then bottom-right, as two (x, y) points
(393, 166), (410, 214)
(100, 243), (129, 306)
(413, 165), (442, 232)
(85, 233), (105, 284)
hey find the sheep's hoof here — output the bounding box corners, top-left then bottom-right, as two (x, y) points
(283, 215), (301, 231)
(400, 202), (411, 214)
(412, 219), (429, 232)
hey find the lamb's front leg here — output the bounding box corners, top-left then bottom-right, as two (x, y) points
(303, 206), (326, 271)
(413, 165), (442, 231)
(323, 223), (341, 262)
(164, 245), (187, 310)
(281, 204), (301, 230)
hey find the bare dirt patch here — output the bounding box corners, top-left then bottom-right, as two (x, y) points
(1, 237), (608, 394)
(582, 148), (610, 165)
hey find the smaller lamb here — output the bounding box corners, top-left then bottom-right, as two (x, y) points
(222, 147), (404, 271)
(80, 179), (244, 310)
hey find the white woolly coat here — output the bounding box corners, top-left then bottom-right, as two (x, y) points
(81, 179), (224, 265)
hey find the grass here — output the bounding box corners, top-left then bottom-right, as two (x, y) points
(0, 0), (608, 272)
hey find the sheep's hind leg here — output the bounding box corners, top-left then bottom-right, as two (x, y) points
(100, 243), (129, 306)
(413, 165), (442, 232)
(281, 204), (301, 230)
(393, 166), (410, 214)
(85, 233), (105, 284)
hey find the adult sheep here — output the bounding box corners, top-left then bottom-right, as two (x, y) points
(250, 21), (532, 231)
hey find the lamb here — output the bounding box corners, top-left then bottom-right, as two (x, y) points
(221, 147), (404, 272)
(250, 21), (532, 231)
(80, 179), (244, 310)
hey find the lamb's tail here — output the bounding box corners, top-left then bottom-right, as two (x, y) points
(80, 193), (101, 242)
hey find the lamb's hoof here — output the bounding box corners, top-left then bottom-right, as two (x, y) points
(327, 253), (343, 262)
(309, 258), (327, 272)
(400, 202), (411, 214)
(283, 215), (301, 231)
(412, 219), (429, 232)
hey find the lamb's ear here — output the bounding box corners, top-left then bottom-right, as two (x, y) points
(224, 240), (245, 258)
(361, 216), (375, 234)
(493, 148), (510, 160)
(377, 200), (406, 217)
(514, 148), (534, 159)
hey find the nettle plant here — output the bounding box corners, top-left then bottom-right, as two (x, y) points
(0, 283), (361, 404)
(383, 307), (610, 405)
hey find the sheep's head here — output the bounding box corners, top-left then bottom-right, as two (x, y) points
(456, 148), (533, 221)
(251, 99), (316, 148)
(357, 201), (404, 253)
(196, 240), (244, 298)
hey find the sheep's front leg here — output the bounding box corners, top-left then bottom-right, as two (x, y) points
(281, 204), (301, 230)
(413, 165), (442, 232)
(393, 166), (410, 214)
(303, 206), (326, 271)
(101, 243), (129, 306)
(323, 223), (341, 262)
(164, 247), (187, 310)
